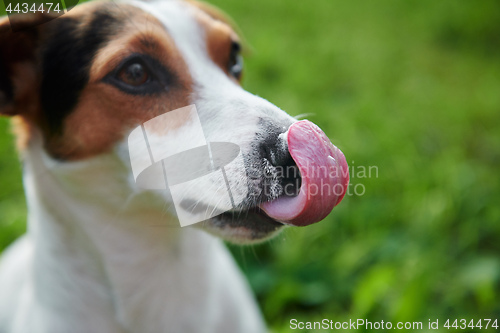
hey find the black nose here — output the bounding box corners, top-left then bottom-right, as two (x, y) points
(260, 130), (302, 198)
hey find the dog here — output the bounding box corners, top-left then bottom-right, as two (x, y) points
(0, 1), (349, 332)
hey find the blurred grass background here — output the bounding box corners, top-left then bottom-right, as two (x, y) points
(1, 0), (500, 332)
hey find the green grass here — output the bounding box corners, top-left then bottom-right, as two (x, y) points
(1, 0), (500, 332)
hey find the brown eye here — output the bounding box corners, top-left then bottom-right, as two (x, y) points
(117, 62), (149, 86)
(105, 54), (170, 95)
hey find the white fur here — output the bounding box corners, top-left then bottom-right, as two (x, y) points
(0, 133), (266, 333)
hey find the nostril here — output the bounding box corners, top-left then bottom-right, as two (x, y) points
(261, 132), (288, 166)
(261, 134), (284, 166)
(261, 133), (302, 198)
(280, 157), (301, 197)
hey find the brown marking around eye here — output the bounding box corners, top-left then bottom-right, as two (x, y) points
(41, 4), (194, 159)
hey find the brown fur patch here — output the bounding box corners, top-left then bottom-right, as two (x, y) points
(0, 14), (48, 149)
(0, 16), (40, 116)
(186, 1), (242, 81)
(44, 4), (193, 159)
(3, 2), (194, 159)
(12, 115), (34, 150)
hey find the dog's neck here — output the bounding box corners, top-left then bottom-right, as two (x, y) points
(21, 137), (261, 332)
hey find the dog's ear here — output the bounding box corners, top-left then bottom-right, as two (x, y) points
(0, 14), (50, 116)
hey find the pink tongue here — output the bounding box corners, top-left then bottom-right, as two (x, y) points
(260, 120), (349, 226)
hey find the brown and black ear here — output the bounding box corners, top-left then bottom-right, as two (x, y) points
(0, 14), (52, 116)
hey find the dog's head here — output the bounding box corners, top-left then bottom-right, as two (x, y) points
(0, 0), (348, 243)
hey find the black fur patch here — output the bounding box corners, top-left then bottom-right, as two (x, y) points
(0, 58), (14, 106)
(40, 7), (121, 134)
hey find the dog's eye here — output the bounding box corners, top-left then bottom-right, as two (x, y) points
(228, 42), (243, 79)
(117, 62), (149, 86)
(104, 54), (174, 95)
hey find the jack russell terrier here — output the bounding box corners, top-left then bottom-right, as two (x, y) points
(0, 0), (349, 332)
